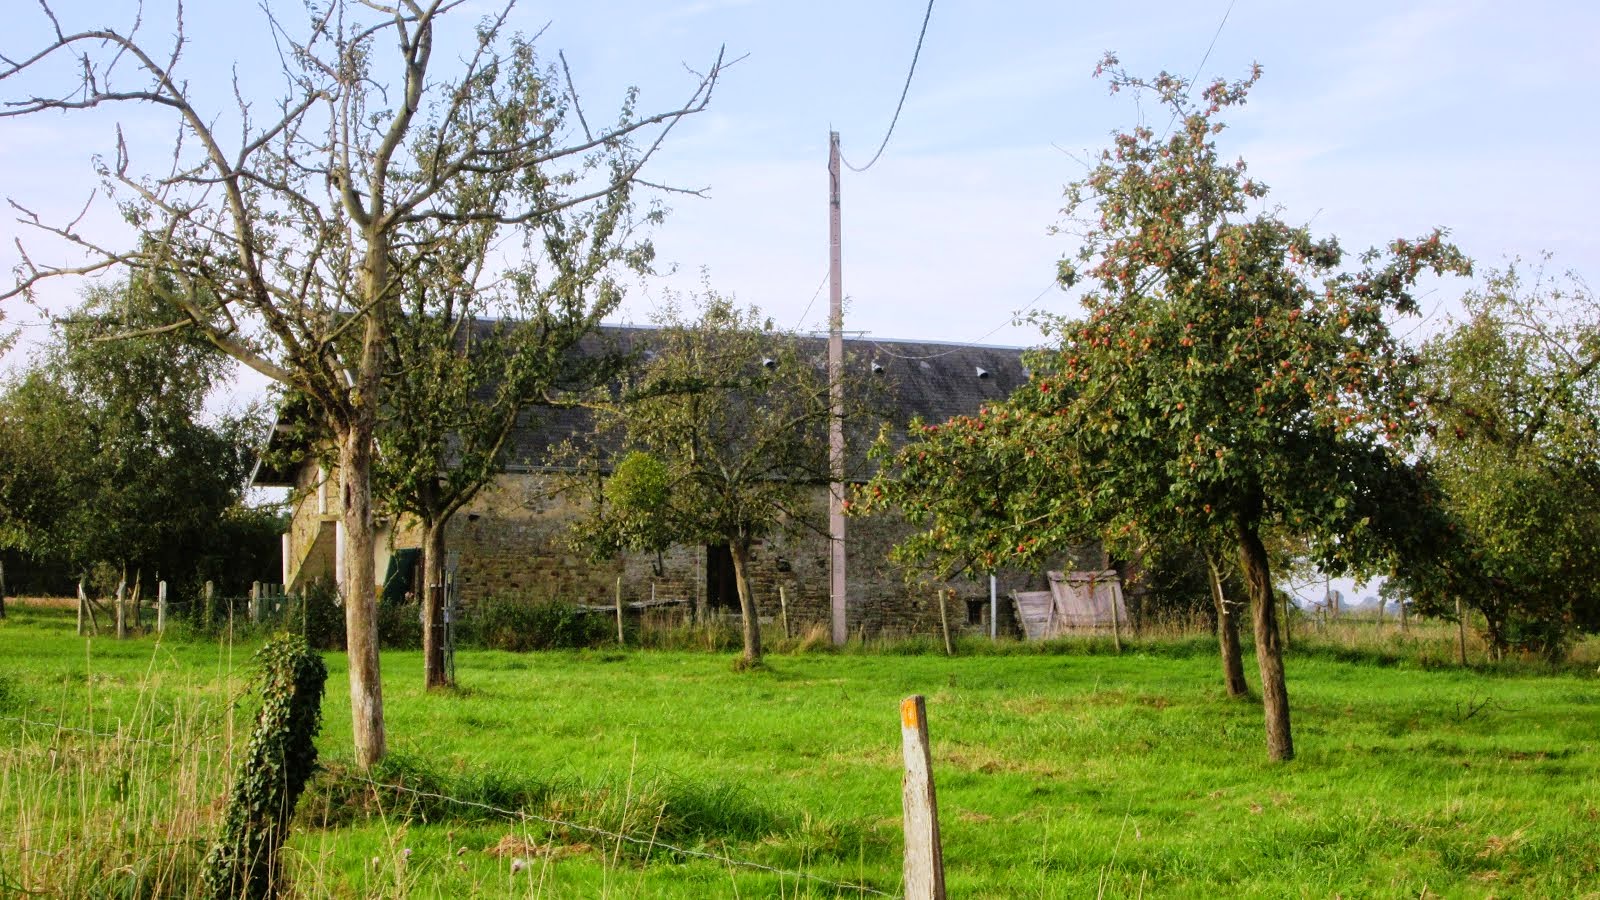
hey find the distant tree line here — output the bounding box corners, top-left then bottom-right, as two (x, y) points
(0, 277), (280, 599)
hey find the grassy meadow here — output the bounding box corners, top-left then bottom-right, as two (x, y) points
(2, 599), (1598, 898)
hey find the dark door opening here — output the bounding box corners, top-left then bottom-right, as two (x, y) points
(706, 544), (739, 611)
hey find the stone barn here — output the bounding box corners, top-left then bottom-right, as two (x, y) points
(253, 326), (1096, 638)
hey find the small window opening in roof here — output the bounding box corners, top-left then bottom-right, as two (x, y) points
(871, 361), (885, 375)
(976, 366), (990, 379)
(762, 357), (777, 369)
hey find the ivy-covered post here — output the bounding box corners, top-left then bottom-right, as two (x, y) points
(202, 634), (327, 899)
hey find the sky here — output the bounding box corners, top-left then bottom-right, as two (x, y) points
(3, 0), (1596, 599)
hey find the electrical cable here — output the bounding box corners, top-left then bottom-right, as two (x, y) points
(868, 279), (1058, 360)
(841, 0), (936, 173)
(1162, 0), (1238, 139)
(1188, 0), (1236, 94)
(793, 268), (831, 330)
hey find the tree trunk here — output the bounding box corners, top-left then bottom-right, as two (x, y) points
(338, 425), (387, 769)
(728, 538), (762, 667)
(1206, 555), (1250, 698)
(422, 517), (450, 689)
(1237, 522), (1294, 762)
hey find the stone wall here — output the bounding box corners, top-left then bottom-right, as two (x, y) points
(440, 472), (1100, 639)
(284, 463), (1102, 639)
(285, 462), (336, 592)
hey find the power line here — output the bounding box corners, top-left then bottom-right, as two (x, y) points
(869, 280), (1058, 360)
(841, 0), (936, 173)
(1162, 0), (1238, 138)
(793, 267), (831, 330)
(1187, 0), (1237, 93)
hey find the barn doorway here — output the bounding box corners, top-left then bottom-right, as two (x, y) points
(706, 544), (739, 611)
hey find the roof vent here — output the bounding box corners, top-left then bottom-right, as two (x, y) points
(871, 361), (885, 375)
(762, 357), (777, 369)
(976, 366), (991, 379)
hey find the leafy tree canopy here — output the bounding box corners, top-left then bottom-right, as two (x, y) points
(566, 290), (857, 664)
(0, 276), (262, 586)
(866, 58), (1468, 579)
(862, 57), (1470, 760)
(1405, 262), (1600, 657)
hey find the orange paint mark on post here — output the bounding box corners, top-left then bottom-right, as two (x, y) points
(901, 696), (920, 729)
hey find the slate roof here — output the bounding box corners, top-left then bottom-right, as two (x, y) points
(253, 323), (1031, 487)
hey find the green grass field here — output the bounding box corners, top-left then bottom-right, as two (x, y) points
(3, 600), (1598, 898)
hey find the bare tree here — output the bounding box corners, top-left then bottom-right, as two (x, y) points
(1, 0), (723, 768)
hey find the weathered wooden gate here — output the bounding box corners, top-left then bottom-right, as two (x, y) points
(1012, 569), (1126, 640)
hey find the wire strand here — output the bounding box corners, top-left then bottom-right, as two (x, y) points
(868, 280), (1057, 360)
(0, 715), (894, 897)
(1162, 0), (1238, 139)
(793, 267), (831, 331)
(841, 0), (936, 173)
(1187, 0), (1236, 94)
(353, 776), (896, 897)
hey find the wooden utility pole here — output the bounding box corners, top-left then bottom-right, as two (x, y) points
(828, 130), (848, 647)
(900, 695), (946, 899)
(156, 581), (168, 635)
(1455, 597), (1468, 666)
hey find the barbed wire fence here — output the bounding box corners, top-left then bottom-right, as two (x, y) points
(0, 715), (900, 897)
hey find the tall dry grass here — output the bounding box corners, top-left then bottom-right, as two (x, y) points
(0, 669), (242, 896)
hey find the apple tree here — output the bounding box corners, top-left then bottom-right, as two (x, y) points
(862, 57), (1469, 761)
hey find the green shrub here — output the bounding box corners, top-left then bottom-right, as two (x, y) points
(294, 581), (346, 651)
(377, 598), (423, 650)
(460, 595), (610, 651)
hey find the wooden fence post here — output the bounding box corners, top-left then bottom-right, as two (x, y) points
(157, 581), (168, 635)
(204, 581), (215, 632)
(1455, 597), (1468, 666)
(779, 585), (791, 640)
(937, 589), (953, 656)
(1106, 575), (1122, 654)
(250, 582), (261, 625)
(130, 572), (142, 632)
(615, 575), (624, 645)
(115, 578), (127, 640)
(0, 559), (7, 620)
(77, 577), (87, 636)
(989, 575), (997, 641)
(900, 695), (946, 899)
